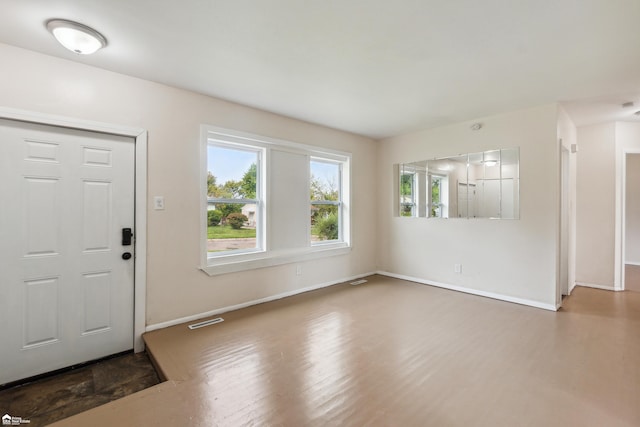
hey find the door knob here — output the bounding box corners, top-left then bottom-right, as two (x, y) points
(122, 252), (132, 260)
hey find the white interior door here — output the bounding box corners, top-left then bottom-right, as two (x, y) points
(0, 118), (135, 385)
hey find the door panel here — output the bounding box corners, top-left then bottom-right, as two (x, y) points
(24, 277), (59, 347)
(82, 180), (112, 251)
(82, 271), (112, 334)
(0, 118), (135, 385)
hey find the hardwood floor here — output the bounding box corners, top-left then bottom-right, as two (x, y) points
(0, 352), (159, 426)
(52, 275), (640, 426)
(625, 264), (640, 292)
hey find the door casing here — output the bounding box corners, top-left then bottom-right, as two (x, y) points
(0, 106), (147, 352)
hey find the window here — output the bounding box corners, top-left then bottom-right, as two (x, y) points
(400, 170), (416, 217)
(207, 143), (263, 256)
(201, 126), (351, 275)
(430, 175), (447, 218)
(310, 159), (342, 243)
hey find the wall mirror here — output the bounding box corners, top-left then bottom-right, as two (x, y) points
(399, 148), (519, 219)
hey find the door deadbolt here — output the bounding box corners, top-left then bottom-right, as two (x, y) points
(122, 228), (133, 246)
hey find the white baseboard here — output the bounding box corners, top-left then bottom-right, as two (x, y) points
(146, 271), (377, 332)
(575, 282), (617, 291)
(377, 271), (558, 312)
(625, 261), (640, 266)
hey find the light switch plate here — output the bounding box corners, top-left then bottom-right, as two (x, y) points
(153, 196), (165, 210)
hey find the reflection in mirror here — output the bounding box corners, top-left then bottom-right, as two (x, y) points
(398, 148), (519, 219)
(499, 148), (519, 219)
(429, 155), (467, 219)
(400, 162), (421, 217)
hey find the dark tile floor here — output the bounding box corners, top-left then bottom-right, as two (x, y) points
(0, 352), (160, 426)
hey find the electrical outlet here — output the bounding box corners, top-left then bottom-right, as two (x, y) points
(454, 264), (462, 274)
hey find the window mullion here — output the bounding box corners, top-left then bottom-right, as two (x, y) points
(209, 197), (258, 205)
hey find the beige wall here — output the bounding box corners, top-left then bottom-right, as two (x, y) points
(377, 104), (559, 307)
(575, 122), (616, 288)
(0, 43), (378, 326)
(0, 41), (581, 321)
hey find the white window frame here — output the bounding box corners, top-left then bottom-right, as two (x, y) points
(400, 169), (417, 217)
(200, 125), (351, 276)
(206, 141), (265, 257)
(429, 173), (449, 218)
(310, 157), (344, 245)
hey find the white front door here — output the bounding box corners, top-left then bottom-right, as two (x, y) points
(0, 118), (135, 385)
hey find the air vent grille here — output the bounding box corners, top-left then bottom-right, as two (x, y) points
(188, 317), (224, 330)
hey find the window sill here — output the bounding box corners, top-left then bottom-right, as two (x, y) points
(200, 243), (351, 276)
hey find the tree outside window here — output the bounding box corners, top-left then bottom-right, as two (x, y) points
(310, 160), (341, 242)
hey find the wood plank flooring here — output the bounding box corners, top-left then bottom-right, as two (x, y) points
(625, 264), (640, 292)
(52, 275), (640, 426)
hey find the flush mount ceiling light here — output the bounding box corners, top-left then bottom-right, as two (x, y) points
(46, 19), (107, 55)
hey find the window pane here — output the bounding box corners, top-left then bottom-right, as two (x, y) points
(207, 203), (257, 252)
(310, 160), (341, 243)
(311, 203), (339, 241)
(207, 143), (261, 256)
(310, 161), (339, 201)
(208, 145), (258, 199)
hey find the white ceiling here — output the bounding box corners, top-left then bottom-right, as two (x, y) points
(1, 0), (639, 139)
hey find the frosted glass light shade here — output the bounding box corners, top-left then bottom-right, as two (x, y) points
(46, 19), (107, 55)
